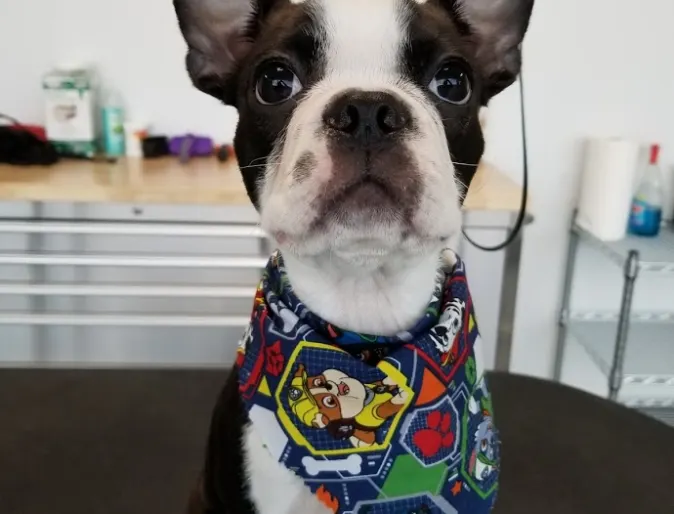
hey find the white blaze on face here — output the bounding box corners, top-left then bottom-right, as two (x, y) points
(320, 0), (405, 83)
(291, 0), (428, 82)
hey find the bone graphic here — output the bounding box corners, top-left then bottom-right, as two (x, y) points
(468, 396), (479, 415)
(302, 454), (363, 477)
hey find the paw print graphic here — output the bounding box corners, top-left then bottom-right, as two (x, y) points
(413, 410), (455, 458)
(401, 396), (461, 467)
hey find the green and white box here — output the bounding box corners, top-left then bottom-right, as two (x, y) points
(43, 68), (97, 158)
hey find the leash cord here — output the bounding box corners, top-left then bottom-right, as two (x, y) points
(462, 72), (529, 252)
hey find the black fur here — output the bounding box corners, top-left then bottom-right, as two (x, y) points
(230, 4), (324, 207)
(190, 369), (255, 514)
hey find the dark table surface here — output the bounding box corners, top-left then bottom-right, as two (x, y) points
(0, 370), (672, 514)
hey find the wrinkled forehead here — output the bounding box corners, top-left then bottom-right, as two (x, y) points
(256, 0), (467, 81)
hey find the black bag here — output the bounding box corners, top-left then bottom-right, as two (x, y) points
(0, 114), (59, 166)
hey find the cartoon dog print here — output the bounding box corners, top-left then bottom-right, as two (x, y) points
(468, 416), (497, 481)
(433, 298), (465, 365)
(288, 364), (408, 448)
(468, 383), (497, 481)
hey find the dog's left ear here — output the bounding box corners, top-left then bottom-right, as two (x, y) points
(450, 0), (534, 101)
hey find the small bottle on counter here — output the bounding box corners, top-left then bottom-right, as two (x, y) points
(124, 121), (149, 158)
(101, 89), (126, 157)
(628, 144), (664, 237)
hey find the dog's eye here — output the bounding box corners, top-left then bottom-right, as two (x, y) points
(322, 396), (337, 408)
(428, 62), (472, 105)
(255, 62), (302, 105)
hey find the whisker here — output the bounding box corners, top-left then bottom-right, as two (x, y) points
(450, 161), (480, 168)
(248, 156), (269, 166)
(237, 162), (283, 171)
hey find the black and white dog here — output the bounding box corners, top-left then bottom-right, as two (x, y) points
(173, 1), (533, 513)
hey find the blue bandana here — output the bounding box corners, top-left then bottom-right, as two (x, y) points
(237, 251), (499, 514)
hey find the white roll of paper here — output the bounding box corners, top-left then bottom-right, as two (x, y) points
(576, 138), (641, 241)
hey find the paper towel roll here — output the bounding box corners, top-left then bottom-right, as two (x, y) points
(576, 138), (641, 241)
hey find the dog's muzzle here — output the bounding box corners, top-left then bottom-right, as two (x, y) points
(318, 90), (420, 217)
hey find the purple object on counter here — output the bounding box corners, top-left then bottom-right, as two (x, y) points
(169, 134), (214, 161)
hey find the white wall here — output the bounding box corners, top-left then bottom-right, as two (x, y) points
(0, 0), (238, 142)
(1, 0), (673, 377)
(495, 0), (674, 378)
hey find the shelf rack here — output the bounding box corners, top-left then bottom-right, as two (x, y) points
(554, 219), (674, 426)
(566, 319), (674, 384)
(573, 223), (674, 273)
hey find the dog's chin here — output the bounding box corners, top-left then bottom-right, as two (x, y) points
(261, 168), (462, 271)
(329, 239), (404, 271)
(272, 217), (449, 273)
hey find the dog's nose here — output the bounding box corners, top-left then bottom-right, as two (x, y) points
(323, 91), (410, 143)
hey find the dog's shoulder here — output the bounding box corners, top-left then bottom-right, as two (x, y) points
(189, 368), (255, 514)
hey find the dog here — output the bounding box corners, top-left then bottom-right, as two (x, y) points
(432, 298), (466, 365)
(288, 364), (409, 448)
(173, 0), (533, 512)
(467, 380), (497, 482)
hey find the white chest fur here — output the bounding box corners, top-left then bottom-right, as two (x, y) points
(244, 424), (331, 514)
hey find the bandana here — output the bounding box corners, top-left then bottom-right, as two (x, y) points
(237, 251), (500, 514)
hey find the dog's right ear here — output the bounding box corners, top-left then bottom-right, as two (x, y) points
(173, 0), (272, 104)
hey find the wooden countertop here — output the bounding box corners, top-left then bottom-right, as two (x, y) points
(0, 158), (524, 212)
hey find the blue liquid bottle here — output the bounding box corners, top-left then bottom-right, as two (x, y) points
(628, 144), (664, 237)
(101, 89), (126, 157)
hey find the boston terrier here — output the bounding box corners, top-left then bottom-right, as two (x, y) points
(173, 1), (533, 513)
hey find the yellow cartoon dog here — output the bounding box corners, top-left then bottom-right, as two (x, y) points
(288, 364), (408, 448)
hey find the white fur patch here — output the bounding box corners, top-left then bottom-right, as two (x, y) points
(245, 424), (331, 514)
(321, 0), (405, 81)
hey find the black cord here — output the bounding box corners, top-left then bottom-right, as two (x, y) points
(0, 112), (24, 128)
(462, 73), (529, 252)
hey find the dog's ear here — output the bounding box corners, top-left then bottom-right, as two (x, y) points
(449, 0), (534, 101)
(173, 0), (276, 104)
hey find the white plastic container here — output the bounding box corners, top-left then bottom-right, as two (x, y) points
(43, 67), (97, 157)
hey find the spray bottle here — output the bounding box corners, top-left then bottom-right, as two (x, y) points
(101, 89), (126, 157)
(628, 144), (664, 237)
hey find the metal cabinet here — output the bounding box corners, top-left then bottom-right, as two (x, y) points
(0, 202), (520, 370)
